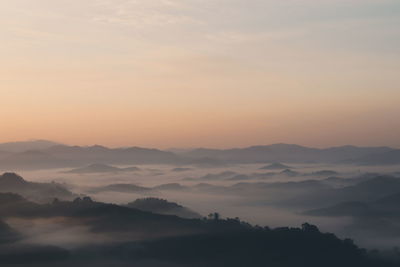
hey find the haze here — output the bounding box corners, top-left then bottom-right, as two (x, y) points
(1, 0), (399, 148)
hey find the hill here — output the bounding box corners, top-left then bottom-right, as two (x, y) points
(0, 189), (397, 266)
(0, 172), (75, 202)
(127, 198), (202, 219)
(65, 163), (140, 174)
(0, 145), (180, 170)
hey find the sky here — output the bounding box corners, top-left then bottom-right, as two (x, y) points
(0, 0), (399, 148)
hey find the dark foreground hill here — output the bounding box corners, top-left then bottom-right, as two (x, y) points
(0, 173), (399, 266)
(0, 191), (398, 266)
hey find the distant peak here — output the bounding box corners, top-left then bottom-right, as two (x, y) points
(88, 145), (109, 150)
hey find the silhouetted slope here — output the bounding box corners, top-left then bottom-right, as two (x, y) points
(127, 198), (202, 219)
(0, 173), (75, 202)
(0, 190), (397, 266)
(0, 194), (245, 238)
(83, 224), (396, 267)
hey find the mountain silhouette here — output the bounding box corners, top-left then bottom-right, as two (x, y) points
(181, 144), (393, 163)
(0, 142), (396, 170)
(127, 198), (202, 219)
(0, 140), (61, 153)
(0, 172), (75, 202)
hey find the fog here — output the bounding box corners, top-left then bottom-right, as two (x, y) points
(8, 162), (400, 250)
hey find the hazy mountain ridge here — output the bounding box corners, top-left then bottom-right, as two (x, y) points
(0, 141), (397, 170)
(0, 140), (61, 153)
(347, 149), (400, 165)
(0, 144), (181, 170)
(181, 144), (394, 163)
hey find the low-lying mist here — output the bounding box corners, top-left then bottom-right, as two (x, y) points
(8, 162), (400, 250)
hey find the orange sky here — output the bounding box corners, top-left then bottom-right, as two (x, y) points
(1, 0), (399, 148)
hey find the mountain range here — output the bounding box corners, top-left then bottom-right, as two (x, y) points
(0, 140), (398, 170)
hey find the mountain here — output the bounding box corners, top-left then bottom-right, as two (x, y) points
(348, 149), (400, 165)
(0, 191), (396, 266)
(0, 173), (75, 202)
(180, 144), (393, 163)
(126, 198), (202, 219)
(0, 143), (396, 170)
(0, 140), (61, 153)
(0, 145), (181, 170)
(45, 145), (180, 164)
(65, 163), (140, 174)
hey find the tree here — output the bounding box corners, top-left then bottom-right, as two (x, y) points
(302, 223), (319, 233)
(208, 212), (220, 221)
